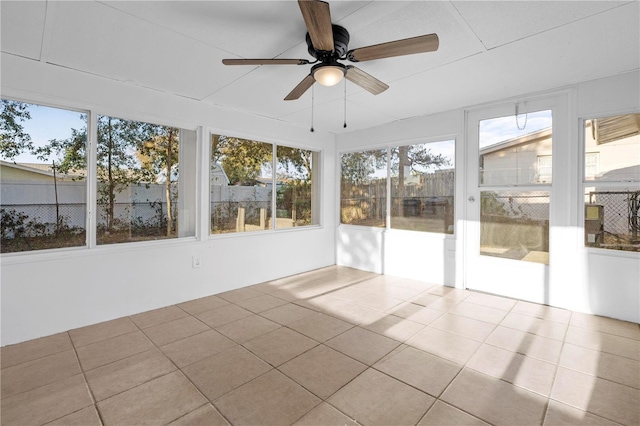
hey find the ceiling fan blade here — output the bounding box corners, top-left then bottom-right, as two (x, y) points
(345, 66), (389, 95)
(284, 74), (316, 101)
(298, 0), (334, 52)
(222, 59), (311, 66)
(347, 33), (439, 62)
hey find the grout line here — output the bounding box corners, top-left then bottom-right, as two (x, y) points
(67, 331), (106, 426)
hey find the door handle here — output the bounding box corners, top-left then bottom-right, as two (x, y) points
(468, 196), (476, 203)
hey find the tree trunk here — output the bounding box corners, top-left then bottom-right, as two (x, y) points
(165, 129), (174, 237)
(397, 146), (409, 217)
(107, 117), (115, 232)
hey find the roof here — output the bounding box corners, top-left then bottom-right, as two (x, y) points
(0, 161), (85, 179)
(480, 128), (552, 156)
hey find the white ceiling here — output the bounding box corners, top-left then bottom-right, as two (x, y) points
(1, 1), (638, 134)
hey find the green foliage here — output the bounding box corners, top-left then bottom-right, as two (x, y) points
(211, 135), (272, 185)
(341, 149), (387, 184)
(0, 100), (33, 160)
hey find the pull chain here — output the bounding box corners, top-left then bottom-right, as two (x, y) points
(515, 103), (527, 130)
(343, 78), (347, 128)
(310, 85), (315, 133)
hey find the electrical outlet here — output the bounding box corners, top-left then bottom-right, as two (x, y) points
(192, 256), (202, 269)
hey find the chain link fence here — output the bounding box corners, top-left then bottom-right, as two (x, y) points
(587, 190), (640, 247)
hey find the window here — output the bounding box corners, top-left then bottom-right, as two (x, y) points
(96, 115), (196, 245)
(390, 140), (455, 233)
(210, 135), (318, 234)
(340, 141), (455, 234)
(340, 149), (387, 228)
(276, 146), (318, 229)
(1, 100), (87, 253)
(478, 110), (553, 264)
(583, 113), (640, 252)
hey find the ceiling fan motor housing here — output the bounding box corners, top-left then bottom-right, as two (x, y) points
(306, 24), (350, 62)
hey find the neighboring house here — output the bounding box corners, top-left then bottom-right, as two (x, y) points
(480, 116), (639, 185)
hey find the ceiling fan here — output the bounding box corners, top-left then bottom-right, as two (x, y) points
(222, 0), (439, 101)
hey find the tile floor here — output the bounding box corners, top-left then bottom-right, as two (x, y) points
(2, 266), (639, 426)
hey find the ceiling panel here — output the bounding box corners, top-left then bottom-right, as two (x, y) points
(47, 1), (242, 100)
(0, 1), (46, 60)
(452, 0), (628, 49)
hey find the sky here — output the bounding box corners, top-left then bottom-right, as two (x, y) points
(479, 110), (552, 149)
(9, 104), (86, 163)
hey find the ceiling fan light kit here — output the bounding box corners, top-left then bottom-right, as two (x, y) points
(222, 0), (439, 126)
(312, 63), (346, 86)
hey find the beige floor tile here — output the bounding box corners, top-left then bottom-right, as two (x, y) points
(551, 367), (640, 425)
(347, 290), (405, 311)
(329, 368), (435, 426)
(182, 345), (271, 401)
(374, 346), (461, 397)
(177, 295), (229, 315)
(361, 314), (426, 342)
(160, 329), (236, 368)
(570, 311), (640, 340)
(418, 401), (490, 426)
(196, 304), (253, 328)
(501, 312), (568, 341)
(279, 344), (367, 399)
(486, 326), (563, 364)
(168, 404), (230, 426)
(214, 369), (321, 425)
(406, 327), (481, 365)
(86, 348), (176, 401)
(512, 300), (571, 324)
(565, 326), (640, 361)
(322, 298), (387, 326)
(129, 305), (189, 329)
(543, 400), (621, 426)
(243, 327), (318, 367)
(467, 344), (557, 396)
(293, 402), (358, 426)
(288, 312), (354, 342)
(389, 277), (437, 292)
(46, 405), (102, 426)
(1, 374), (93, 426)
(1, 332), (72, 369)
(325, 326), (400, 365)
(389, 302), (443, 325)
(215, 314), (281, 343)
(236, 294), (289, 313)
(427, 296), (464, 312)
(430, 313), (496, 342)
(217, 287), (264, 303)
(441, 369), (547, 426)
(559, 343), (640, 389)
(1, 349), (81, 398)
(465, 292), (517, 311)
(142, 316), (210, 347)
(427, 286), (470, 301)
(374, 283), (426, 301)
(76, 330), (155, 371)
(410, 293), (443, 308)
(98, 371), (207, 425)
(259, 303), (317, 325)
(450, 301), (508, 324)
(68, 317), (137, 347)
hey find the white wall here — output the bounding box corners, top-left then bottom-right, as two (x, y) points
(336, 71), (639, 323)
(1, 53), (337, 345)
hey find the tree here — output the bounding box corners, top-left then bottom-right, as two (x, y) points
(0, 100), (33, 160)
(137, 125), (179, 236)
(211, 135), (272, 185)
